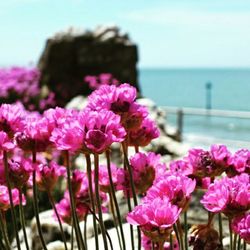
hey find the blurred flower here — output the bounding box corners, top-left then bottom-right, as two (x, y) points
(0, 185), (26, 211)
(128, 118), (160, 147)
(201, 173), (250, 217)
(227, 149), (250, 176)
(36, 161), (65, 191)
(232, 212), (250, 244)
(187, 145), (230, 178)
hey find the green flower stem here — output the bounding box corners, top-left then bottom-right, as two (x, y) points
(123, 149), (134, 250)
(237, 236), (241, 250)
(122, 142), (141, 250)
(170, 232), (173, 250)
(3, 151), (21, 250)
(48, 190), (68, 250)
(18, 188), (30, 250)
(184, 211), (188, 250)
(176, 219), (184, 250)
(84, 215), (88, 250)
(106, 150), (126, 250)
(32, 150), (48, 250)
(0, 211), (11, 250)
(94, 153), (109, 250)
(233, 233), (237, 250)
(108, 190), (123, 250)
(85, 153), (99, 250)
(173, 224), (181, 250)
(229, 218), (233, 250)
(218, 213), (223, 248)
(243, 241), (246, 250)
(64, 151), (83, 250)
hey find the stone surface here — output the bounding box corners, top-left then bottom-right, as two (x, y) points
(38, 25), (139, 106)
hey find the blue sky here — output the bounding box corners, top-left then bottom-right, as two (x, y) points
(1, 0), (250, 68)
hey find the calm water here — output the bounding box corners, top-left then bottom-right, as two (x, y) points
(139, 68), (250, 149)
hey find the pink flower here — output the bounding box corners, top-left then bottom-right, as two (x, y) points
(0, 131), (15, 151)
(127, 197), (181, 242)
(144, 173), (196, 209)
(87, 84), (137, 113)
(16, 113), (54, 152)
(142, 233), (179, 250)
(51, 124), (84, 152)
(99, 163), (124, 193)
(120, 152), (166, 196)
(0, 103), (25, 137)
(128, 118), (160, 147)
(82, 110), (126, 153)
(9, 158), (33, 188)
(122, 103), (148, 131)
(170, 160), (193, 176)
(0, 185), (26, 211)
(84, 73), (119, 90)
(55, 197), (88, 225)
(232, 212), (250, 244)
(36, 162), (65, 191)
(187, 145), (230, 178)
(227, 149), (250, 176)
(201, 173), (250, 217)
(169, 159), (211, 190)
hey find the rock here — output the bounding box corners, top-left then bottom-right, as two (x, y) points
(47, 241), (71, 250)
(87, 223), (137, 250)
(30, 210), (71, 250)
(38, 25), (139, 106)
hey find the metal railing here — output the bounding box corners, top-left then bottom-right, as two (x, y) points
(160, 106), (250, 142)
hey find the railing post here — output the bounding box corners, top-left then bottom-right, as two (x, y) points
(176, 109), (183, 142)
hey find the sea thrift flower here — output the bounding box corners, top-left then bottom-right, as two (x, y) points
(99, 163), (124, 193)
(81, 110), (126, 154)
(84, 73), (119, 90)
(50, 118), (84, 152)
(36, 162), (65, 191)
(232, 212), (250, 244)
(56, 197), (88, 225)
(127, 197), (181, 242)
(187, 145), (230, 178)
(9, 159), (33, 188)
(144, 173), (196, 210)
(169, 159), (211, 190)
(201, 173), (250, 217)
(0, 103), (25, 137)
(189, 224), (221, 250)
(16, 113), (54, 152)
(0, 131), (15, 151)
(120, 152), (166, 196)
(128, 118), (160, 147)
(71, 169), (86, 195)
(0, 185), (26, 211)
(227, 149), (250, 176)
(142, 233), (179, 250)
(87, 84), (136, 112)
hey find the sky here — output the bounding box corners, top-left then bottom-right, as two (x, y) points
(1, 0), (250, 68)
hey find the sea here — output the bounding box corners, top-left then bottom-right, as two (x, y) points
(139, 68), (250, 151)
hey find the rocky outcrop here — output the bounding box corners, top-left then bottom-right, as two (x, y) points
(38, 26), (139, 106)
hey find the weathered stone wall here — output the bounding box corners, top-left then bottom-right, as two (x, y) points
(38, 26), (139, 106)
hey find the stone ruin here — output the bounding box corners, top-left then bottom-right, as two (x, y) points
(38, 26), (139, 106)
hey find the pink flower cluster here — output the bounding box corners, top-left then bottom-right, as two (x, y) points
(84, 73), (120, 90)
(0, 66), (56, 111)
(201, 173), (250, 218)
(232, 212), (250, 244)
